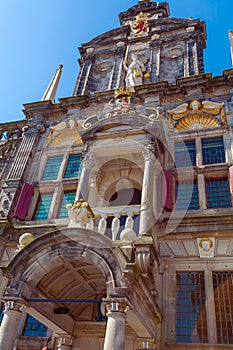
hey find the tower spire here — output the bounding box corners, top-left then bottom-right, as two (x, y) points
(41, 64), (63, 102)
(229, 30), (233, 67)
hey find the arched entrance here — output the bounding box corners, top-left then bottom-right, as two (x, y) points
(0, 228), (130, 349)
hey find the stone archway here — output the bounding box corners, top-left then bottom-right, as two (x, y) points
(96, 158), (143, 207)
(0, 227), (129, 349)
(0, 227), (162, 350)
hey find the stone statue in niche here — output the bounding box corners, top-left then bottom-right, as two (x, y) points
(123, 53), (146, 87)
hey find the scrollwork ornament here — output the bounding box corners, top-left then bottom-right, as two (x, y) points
(147, 108), (160, 121)
(135, 249), (152, 275)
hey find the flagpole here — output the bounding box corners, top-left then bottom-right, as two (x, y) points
(229, 30), (233, 67)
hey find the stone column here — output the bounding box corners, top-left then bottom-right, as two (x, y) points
(75, 151), (94, 201)
(88, 171), (101, 207)
(153, 160), (162, 221)
(0, 300), (23, 350)
(103, 300), (128, 350)
(139, 144), (156, 235)
(57, 336), (73, 350)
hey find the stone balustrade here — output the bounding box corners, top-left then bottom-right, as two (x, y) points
(68, 204), (140, 241)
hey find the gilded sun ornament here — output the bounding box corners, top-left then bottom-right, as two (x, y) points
(46, 119), (83, 147)
(168, 100), (226, 131)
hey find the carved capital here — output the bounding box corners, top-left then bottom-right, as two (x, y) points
(5, 278), (22, 296)
(84, 52), (96, 63)
(104, 299), (129, 316)
(90, 170), (102, 184)
(56, 335), (73, 350)
(4, 300), (23, 312)
(58, 337), (73, 347)
(142, 144), (157, 161)
(138, 339), (156, 350)
(82, 151), (94, 168)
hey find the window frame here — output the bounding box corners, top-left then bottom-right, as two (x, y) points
(30, 150), (82, 221)
(33, 192), (54, 221)
(205, 176), (231, 209)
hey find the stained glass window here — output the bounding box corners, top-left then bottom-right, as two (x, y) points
(42, 156), (63, 181)
(202, 137), (225, 165)
(64, 154), (82, 178)
(206, 178), (231, 208)
(175, 141), (196, 167)
(176, 182), (199, 210)
(58, 191), (76, 218)
(34, 194), (53, 220)
(176, 272), (207, 343)
(23, 315), (47, 337)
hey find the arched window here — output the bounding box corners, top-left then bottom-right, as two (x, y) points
(109, 188), (141, 206)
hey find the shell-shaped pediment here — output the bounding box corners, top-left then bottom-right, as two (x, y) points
(46, 119), (84, 147)
(168, 100), (226, 131)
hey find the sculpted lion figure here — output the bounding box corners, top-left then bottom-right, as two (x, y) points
(66, 199), (95, 225)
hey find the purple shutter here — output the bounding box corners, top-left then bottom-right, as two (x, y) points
(229, 166), (233, 192)
(162, 170), (173, 211)
(14, 183), (34, 220)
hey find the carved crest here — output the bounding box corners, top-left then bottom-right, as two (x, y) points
(130, 12), (150, 36)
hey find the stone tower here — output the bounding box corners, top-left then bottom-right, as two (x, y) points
(74, 0), (206, 96)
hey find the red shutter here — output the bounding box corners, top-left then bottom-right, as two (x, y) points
(14, 183), (34, 220)
(229, 166), (233, 192)
(162, 170), (173, 211)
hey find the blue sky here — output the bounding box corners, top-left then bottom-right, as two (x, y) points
(0, 0), (233, 124)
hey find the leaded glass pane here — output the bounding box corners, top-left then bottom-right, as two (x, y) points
(175, 141), (196, 167)
(206, 178), (231, 208)
(42, 156), (63, 180)
(58, 191), (76, 218)
(64, 154), (82, 178)
(34, 194), (53, 220)
(213, 272), (233, 344)
(23, 315), (47, 337)
(176, 182), (199, 210)
(176, 272), (207, 343)
(202, 137), (225, 164)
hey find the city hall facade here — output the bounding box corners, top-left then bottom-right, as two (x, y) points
(0, 1), (233, 349)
